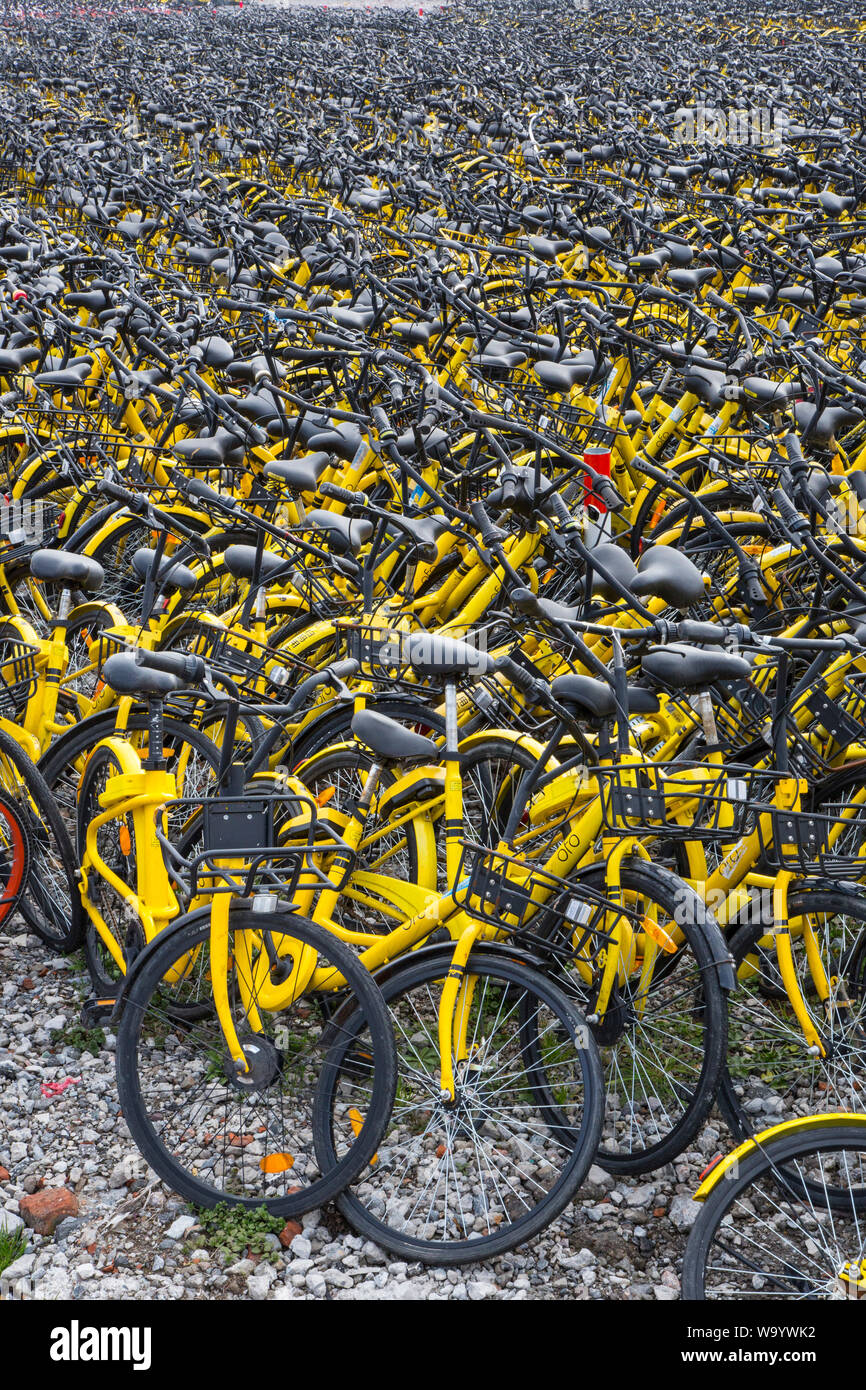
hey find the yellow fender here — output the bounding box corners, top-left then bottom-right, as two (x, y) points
(694, 1112), (866, 1200)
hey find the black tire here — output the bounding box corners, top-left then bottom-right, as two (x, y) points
(718, 882), (866, 1139)
(0, 786), (31, 932)
(314, 946), (604, 1264)
(683, 1123), (866, 1300)
(547, 860), (729, 1174)
(0, 726), (81, 951)
(116, 907), (396, 1214)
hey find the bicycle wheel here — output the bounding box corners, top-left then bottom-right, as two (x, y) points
(0, 726), (81, 951)
(115, 907), (396, 1214)
(683, 1122), (866, 1300)
(0, 787), (31, 931)
(314, 945), (604, 1264)
(550, 860), (730, 1174)
(719, 883), (866, 1139)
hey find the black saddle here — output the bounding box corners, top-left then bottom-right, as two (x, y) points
(30, 549), (104, 590)
(630, 547), (706, 608)
(264, 452), (330, 493)
(403, 631), (491, 678)
(223, 545), (288, 583)
(306, 509), (373, 553)
(132, 548), (197, 594)
(351, 708), (438, 762)
(551, 674), (659, 719)
(103, 653), (185, 698)
(641, 643), (750, 690)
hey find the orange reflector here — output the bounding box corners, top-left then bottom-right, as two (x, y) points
(315, 787), (336, 808)
(349, 1108), (377, 1165)
(642, 916), (678, 954)
(698, 1152), (724, 1181)
(260, 1153), (295, 1173)
(118, 824), (132, 856)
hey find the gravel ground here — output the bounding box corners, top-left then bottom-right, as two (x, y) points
(0, 929), (747, 1301)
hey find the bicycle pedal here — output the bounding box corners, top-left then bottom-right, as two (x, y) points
(80, 997), (117, 1028)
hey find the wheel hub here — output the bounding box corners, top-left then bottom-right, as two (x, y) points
(224, 1034), (283, 1093)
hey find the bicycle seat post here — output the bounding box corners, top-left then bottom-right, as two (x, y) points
(143, 696), (165, 770)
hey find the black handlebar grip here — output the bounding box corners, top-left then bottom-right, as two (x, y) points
(184, 477), (236, 511)
(494, 653), (542, 697)
(546, 490), (573, 527)
(674, 620), (731, 646)
(772, 486), (808, 534)
(470, 499), (507, 546)
(319, 481), (366, 506)
(136, 335), (176, 374)
(594, 477), (625, 513)
(372, 404), (396, 440)
(783, 432), (806, 465)
(135, 649), (206, 683)
(499, 471), (518, 508)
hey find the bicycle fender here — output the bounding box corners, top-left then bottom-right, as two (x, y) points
(693, 1112), (866, 1200)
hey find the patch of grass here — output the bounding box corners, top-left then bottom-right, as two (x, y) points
(190, 1203), (285, 1265)
(0, 1226), (26, 1275)
(50, 1023), (106, 1056)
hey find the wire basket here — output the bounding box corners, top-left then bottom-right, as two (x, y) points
(183, 623), (310, 704)
(162, 788), (354, 901)
(596, 760), (783, 842)
(0, 636), (40, 718)
(756, 802), (866, 876)
(335, 619), (417, 682)
(453, 839), (638, 961)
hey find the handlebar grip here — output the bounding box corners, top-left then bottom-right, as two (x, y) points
(184, 477), (236, 511)
(372, 404), (396, 440)
(594, 478), (625, 513)
(494, 653), (550, 703)
(546, 490), (573, 527)
(499, 472), (518, 508)
(136, 335), (176, 374)
(217, 297), (255, 312)
(674, 620), (732, 646)
(470, 499), (507, 546)
(772, 486), (808, 534)
(319, 481), (366, 506)
(783, 432), (806, 466)
(135, 649), (206, 683)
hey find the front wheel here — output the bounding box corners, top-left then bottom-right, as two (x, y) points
(546, 860), (729, 1174)
(115, 907), (396, 1215)
(314, 946), (604, 1264)
(683, 1122), (866, 1300)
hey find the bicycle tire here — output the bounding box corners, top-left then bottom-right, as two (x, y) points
(314, 945), (604, 1264)
(116, 906), (396, 1215)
